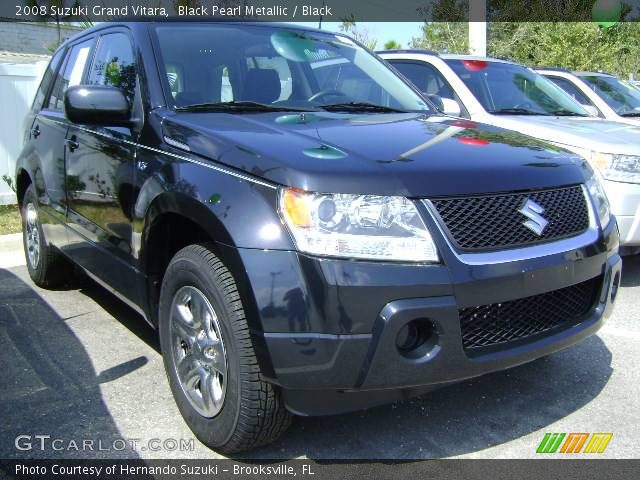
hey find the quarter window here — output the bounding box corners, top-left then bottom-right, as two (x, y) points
(547, 76), (594, 107)
(32, 48), (64, 111)
(48, 39), (93, 111)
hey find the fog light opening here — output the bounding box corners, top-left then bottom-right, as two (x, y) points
(611, 271), (620, 302)
(396, 319), (436, 359)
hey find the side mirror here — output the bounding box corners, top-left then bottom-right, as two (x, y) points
(582, 104), (600, 117)
(441, 97), (462, 116)
(64, 85), (131, 126)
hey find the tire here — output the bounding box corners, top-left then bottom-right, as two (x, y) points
(21, 184), (74, 288)
(158, 243), (291, 453)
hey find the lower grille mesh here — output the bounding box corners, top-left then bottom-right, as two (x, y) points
(459, 276), (602, 355)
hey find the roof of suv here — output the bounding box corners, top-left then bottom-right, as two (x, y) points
(535, 67), (616, 78)
(573, 71), (616, 77)
(376, 49), (440, 56)
(379, 51), (516, 65)
(57, 21), (333, 51)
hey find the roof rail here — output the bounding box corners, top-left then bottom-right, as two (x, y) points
(376, 49), (440, 56)
(533, 66), (571, 72)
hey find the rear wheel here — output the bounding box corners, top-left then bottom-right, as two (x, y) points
(22, 184), (73, 288)
(159, 243), (291, 453)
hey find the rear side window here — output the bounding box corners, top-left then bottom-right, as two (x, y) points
(88, 32), (137, 103)
(48, 39), (93, 111)
(547, 76), (594, 107)
(390, 60), (467, 116)
(32, 48), (64, 111)
(391, 61), (456, 99)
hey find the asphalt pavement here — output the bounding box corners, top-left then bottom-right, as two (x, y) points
(0, 236), (638, 460)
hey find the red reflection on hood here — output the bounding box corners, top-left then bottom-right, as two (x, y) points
(458, 137), (490, 146)
(450, 120), (478, 129)
(462, 60), (488, 71)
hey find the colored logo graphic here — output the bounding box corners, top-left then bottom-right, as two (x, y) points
(592, 0), (622, 27)
(536, 433), (613, 454)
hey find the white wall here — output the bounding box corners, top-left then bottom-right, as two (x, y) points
(0, 62), (46, 204)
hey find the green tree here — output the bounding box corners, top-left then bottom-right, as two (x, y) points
(410, 22), (468, 54)
(339, 18), (378, 50)
(410, 21), (640, 78)
(489, 22), (640, 77)
(384, 40), (402, 50)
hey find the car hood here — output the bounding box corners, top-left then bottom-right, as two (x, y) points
(160, 111), (589, 197)
(479, 114), (640, 156)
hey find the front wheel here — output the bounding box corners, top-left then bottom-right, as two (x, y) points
(158, 244), (291, 453)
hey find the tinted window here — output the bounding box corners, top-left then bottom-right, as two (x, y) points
(580, 75), (640, 116)
(391, 61), (455, 99)
(48, 39), (93, 111)
(153, 24), (432, 112)
(309, 58), (385, 104)
(88, 32), (137, 103)
(32, 48), (64, 111)
(446, 59), (588, 116)
(546, 76), (593, 106)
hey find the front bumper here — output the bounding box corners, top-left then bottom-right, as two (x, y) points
(602, 178), (640, 246)
(228, 216), (621, 416)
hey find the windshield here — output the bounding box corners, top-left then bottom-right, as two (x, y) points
(580, 75), (640, 116)
(445, 59), (588, 116)
(152, 24), (431, 113)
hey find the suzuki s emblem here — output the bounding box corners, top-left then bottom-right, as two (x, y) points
(519, 199), (548, 236)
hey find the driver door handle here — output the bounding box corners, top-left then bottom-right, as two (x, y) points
(65, 137), (79, 152)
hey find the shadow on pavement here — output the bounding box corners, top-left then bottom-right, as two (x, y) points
(0, 268), (142, 459)
(76, 274), (160, 354)
(621, 255), (640, 287)
(1, 264), (616, 460)
(250, 334), (612, 460)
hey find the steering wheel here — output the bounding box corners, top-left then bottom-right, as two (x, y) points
(308, 90), (350, 103)
(513, 101), (535, 110)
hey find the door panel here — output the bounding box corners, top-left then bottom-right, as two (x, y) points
(32, 41), (92, 247)
(63, 30), (141, 305)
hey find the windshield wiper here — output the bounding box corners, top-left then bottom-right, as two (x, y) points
(550, 109), (587, 117)
(489, 107), (546, 115)
(318, 102), (409, 113)
(619, 111), (640, 117)
(175, 101), (314, 113)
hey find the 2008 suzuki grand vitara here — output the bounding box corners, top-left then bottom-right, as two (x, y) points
(16, 22), (620, 452)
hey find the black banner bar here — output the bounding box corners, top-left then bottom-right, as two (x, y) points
(0, 0), (638, 23)
(1, 459), (640, 480)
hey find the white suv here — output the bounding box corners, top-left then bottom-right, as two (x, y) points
(536, 68), (640, 127)
(379, 51), (640, 252)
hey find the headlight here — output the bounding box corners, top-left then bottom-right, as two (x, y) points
(592, 152), (640, 184)
(279, 188), (438, 262)
(585, 172), (611, 228)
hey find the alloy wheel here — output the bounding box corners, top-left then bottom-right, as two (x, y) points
(169, 285), (227, 418)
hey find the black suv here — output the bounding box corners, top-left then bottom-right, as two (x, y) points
(16, 22), (621, 453)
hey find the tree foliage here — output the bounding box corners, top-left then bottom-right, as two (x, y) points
(410, 22), (469, 53)
(410, 22), (640, 77)
(384, 40), (402, 50)
(489, 22), (640, 77)
(339, 19), (378, 50)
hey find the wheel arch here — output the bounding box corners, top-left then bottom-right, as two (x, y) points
(15, 168), (33, 207)
(139, 192), (264, 333)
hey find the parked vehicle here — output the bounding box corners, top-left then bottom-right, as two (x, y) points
(380, 51), (640, 253)
(535, 68), (640, 126)
(16, 23), (620, 453)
